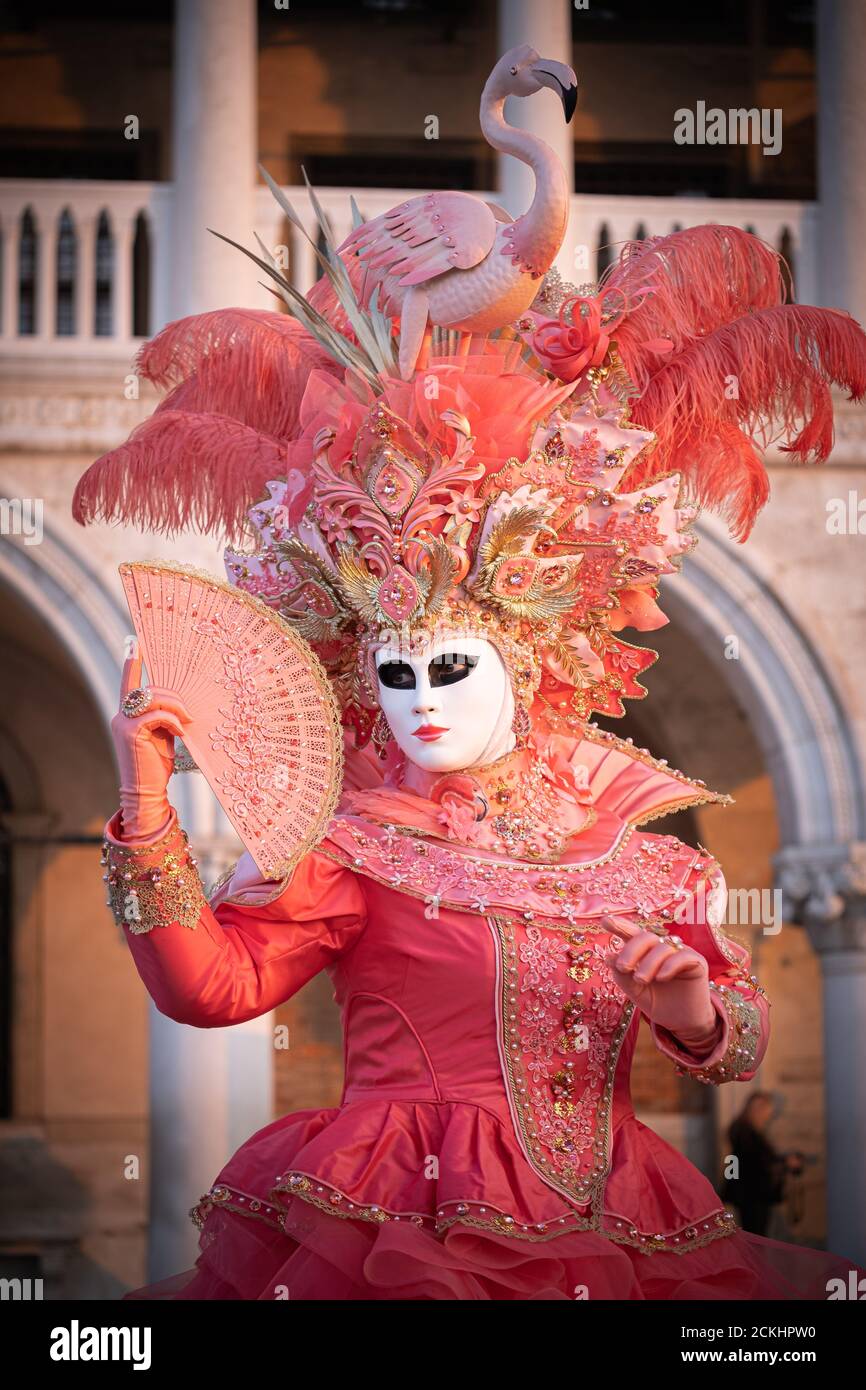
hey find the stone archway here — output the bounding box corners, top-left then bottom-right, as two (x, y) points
(0, 526), (136, 1293)
(667, 521), (864, 848)
(0, 523), (267, 1285)
(663, 520), (866, 1266)
(0, 521), (128, 730)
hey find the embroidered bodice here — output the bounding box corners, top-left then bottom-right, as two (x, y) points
(103, 727), (768, 1258)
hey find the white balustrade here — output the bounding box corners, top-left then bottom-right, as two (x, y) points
(0, 181), (171, 359)
(0, 178), (817, 360)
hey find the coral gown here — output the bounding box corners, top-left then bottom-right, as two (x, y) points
(109, 731), (860, 1300)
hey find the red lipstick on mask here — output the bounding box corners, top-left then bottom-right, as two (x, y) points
(412, 724), (449, 741)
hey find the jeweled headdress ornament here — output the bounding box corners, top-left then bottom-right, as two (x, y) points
(214, 348), (689, 741)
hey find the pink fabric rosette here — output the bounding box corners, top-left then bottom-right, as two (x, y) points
(528, 295), (614, 384)
(524, 286), (672, 389)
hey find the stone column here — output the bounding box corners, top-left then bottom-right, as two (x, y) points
(802, 0), (866, 1272)
(496, 0), (577, 276)
(817, 0), (866, 325)
(777, 844), (866, 1267)
(171, 0), (258, 317)
(147, 0), (269, 1283)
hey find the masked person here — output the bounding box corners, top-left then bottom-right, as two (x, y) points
(77, 69), (866, 1303)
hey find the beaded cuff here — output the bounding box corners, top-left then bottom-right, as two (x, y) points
(660, 983), (764, 1085)
(102, 816), (205, 934)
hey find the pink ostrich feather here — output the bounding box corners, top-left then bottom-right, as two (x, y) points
(140, 306), (338, 441)
(603, 225), (787, 391)
(621, 304), (866, 539)
(73, 307), (340, 539)
(137, 306), (327, 392)
(72, 411), (288, 540)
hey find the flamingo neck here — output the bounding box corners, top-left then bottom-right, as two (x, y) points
(481, 94), (569, 276)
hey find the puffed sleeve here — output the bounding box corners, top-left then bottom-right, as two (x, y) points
(101, 810), (366, 1028)
(649, 865), (771, 1084)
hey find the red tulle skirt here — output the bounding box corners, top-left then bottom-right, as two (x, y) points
(125, 1101), (861, 1301)
(130, 1201), (860, 1302)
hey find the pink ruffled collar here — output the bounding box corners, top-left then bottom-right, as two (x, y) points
(340, 741), (595, 861)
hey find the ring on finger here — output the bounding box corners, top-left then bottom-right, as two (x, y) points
(121, 687), (153, 718)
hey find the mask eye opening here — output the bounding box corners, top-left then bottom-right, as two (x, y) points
(427, 652), (480, 688)
(376, 660), (416, 691)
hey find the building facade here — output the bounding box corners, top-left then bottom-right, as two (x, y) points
(0, 0), (864, 1294)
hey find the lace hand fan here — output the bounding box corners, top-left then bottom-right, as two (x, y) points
(119, 561), (343, 880)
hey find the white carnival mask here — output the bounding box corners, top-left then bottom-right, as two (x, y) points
(375, 635), (515, 773)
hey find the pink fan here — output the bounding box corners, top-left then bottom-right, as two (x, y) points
(119, 561), (343, 880)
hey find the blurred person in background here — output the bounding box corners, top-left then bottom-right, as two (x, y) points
(721, 1092), (806, 1237)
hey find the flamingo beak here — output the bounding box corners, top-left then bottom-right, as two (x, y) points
(531, 59), (578, 123)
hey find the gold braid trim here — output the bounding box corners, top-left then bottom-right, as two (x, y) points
(191, 1176), (739, 1257)
(664, 984), (764, 1086)
(102, 818), (205, 934)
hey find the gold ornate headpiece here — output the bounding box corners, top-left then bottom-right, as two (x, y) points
(225, 348), (695, 745)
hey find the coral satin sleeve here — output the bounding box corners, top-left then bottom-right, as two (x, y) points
(105, 813), (367, 1028)
(649, 867), (770, 1082)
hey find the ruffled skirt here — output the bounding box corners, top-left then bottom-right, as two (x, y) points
(126, 1101), (861, 1301)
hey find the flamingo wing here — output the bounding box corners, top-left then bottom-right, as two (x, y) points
(341, 191), (498, 311)
(484, 200), (514, 224)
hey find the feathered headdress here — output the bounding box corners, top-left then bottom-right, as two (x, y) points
(73, 185), (866, 745)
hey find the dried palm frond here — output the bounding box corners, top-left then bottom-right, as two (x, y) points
(209, 226), (382, 391)
(240, 165), (398, 383)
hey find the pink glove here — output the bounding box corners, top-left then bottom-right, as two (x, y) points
(604, 916), (721, 1057)
(110, 650), (192, 845)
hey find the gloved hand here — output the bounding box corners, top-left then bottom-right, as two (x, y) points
(604, 916), (720, 1057)
(110, 649), (192, 844)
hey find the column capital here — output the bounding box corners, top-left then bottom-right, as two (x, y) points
(776, 841), (866, 951)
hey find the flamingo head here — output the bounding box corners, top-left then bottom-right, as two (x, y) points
(488, 44), (578, 122)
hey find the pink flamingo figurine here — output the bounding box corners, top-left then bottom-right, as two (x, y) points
(340, 44), (577, 378)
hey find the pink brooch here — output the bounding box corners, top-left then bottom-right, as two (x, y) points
(430, 774), (488, 844)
